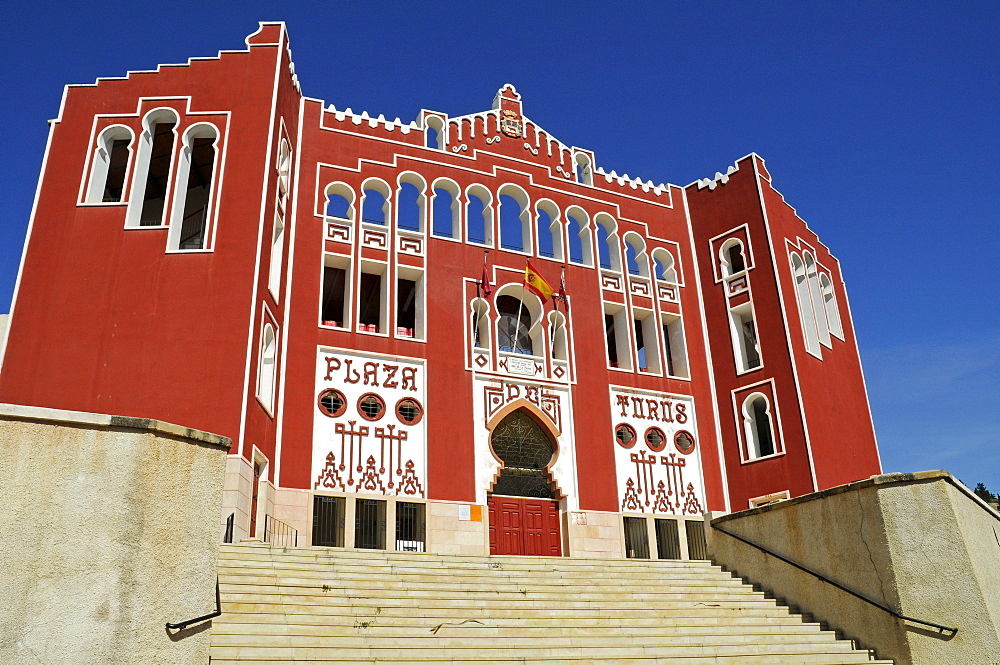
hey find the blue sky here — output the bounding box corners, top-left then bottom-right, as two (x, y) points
(1, 1), (997, 493)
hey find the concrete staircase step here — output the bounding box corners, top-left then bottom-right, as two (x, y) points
(209, 544), (891, 665)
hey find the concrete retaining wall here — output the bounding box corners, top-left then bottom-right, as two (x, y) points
(0, 404), (230, 665)
(706, 471), (1000, 665)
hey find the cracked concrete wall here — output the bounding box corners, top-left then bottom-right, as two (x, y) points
(879, 479), (1000, 664)
(0, 405), (229, 665)
(706, 471), (1000, 665)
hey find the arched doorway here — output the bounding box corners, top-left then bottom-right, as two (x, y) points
(487, 409), (562, 556)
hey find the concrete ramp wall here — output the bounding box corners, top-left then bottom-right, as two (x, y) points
(0, 404), (230, 665)
(706, 471), (1000, 665)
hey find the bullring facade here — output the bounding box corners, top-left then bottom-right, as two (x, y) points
(0, 22), (881, 558)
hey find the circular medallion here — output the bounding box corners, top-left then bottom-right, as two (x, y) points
(317, 389), (347, 418)
(615, 423), (637, 449)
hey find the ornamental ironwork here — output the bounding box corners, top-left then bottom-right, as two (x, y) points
(490, 410), (556, 499)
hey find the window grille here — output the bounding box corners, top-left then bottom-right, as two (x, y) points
(655, 518), (681, 559)
(674, 430), (695, 454)
(490, 411), (556, 499)
(685, 519), (709, 560)
(357, 394), (385, 421)
(615, 423), (637, 448)
(645, 427), (667, 452)
(395, 502), (426, 552)
(623, 516), (650, 559)
(312, 496), (345, 547)
(354, 499), (386, 550)
(318, 389), (347, 417)
(395, 398), (422, 424)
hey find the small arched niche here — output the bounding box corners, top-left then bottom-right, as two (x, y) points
(325, 182), (355, 221)
(360, 178), (391, 225)
(720, 239), (747, 278)
(652, 248), (678, 284)
(594, 212), (621, 272)
(466, 184), (494, 246)
(86, 125), (134, 204)
(396, 172), (427, 232)
(622, 231), (650, 278)
(574, 152), (593, 185)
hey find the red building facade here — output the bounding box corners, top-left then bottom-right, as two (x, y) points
(0, 23), (880, 557)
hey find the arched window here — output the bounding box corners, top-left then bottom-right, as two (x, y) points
(743, 393), (776, 460)
(498, 185), (531, 254)
(549, 311), (568, 361)
(566, 207), (592, 266)
(804, 252), (831, 347)
(268, 138), (291, 298)
(324, 183), (354, 220)
(126, 108), (178, 228)
(594, 213), (621, 272)
(790, 252), (821, 355)
(652, 248), (678, 284)
(623, 233), (649, 278)
(86, 126), (133, 203)
(432, 180), (460, 238)
(276, 139), (291, 200)
(535, 200), (562, 260)
(820, 273), (844, 338)
(425, 115), (445, 150)
(268, 214), (284, 296)
(729, 303), (762, 372)
(574, 153), (593, 185)
(497, 294), (533, 355)
(257, 324), (277, 412)
(466, 185), (493, 245)
(396, 173), (426, 232)
(168, 123), (218, 250)
(720, 239), (747, 278)
(471, 298), (491, 350)
(361, 180), (391, 225)
(490, 410), (557, 499)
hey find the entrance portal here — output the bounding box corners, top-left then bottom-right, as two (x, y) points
(488, 496), (561, 556)
(487, 409), (562, 556)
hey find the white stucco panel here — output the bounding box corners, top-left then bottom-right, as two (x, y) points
(472, 376), (578, 510)
(610, 386), (705, 515)
(312, 348), (427, 497)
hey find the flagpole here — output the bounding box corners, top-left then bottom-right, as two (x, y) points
(512, 268), (527, 355)
(474, 250), (489, 349)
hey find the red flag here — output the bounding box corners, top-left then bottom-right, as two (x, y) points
(558, 266), (568, 311)
(481, 254), (492, 297)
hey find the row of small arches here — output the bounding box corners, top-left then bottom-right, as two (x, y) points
(87, 108), (220, 251)
(325, 176), (678, 283)
(789, 250), (843, 356)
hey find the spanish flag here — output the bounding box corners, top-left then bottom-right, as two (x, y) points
(524, 261), (555, 302)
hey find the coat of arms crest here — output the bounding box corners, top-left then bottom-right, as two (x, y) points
(500, 109), (523, 138)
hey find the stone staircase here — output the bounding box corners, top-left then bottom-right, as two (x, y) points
(210, 543), (892, 664)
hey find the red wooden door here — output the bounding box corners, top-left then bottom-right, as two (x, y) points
(250, 462), (261, 537)
(488, 496), (561, 556)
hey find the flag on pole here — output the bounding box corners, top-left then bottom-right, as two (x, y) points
(558, 266), (568, 311)
(524, 261), (554, 302)
(481, 252), (492, 297)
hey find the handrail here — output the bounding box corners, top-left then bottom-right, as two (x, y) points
(263, 514), (298, 548)
(166, 578), (221, 631)
(712, 523), (958, 635)
(223, 512), (234, 544)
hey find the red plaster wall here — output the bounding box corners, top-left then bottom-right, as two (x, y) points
(0, 26), (287, 456)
